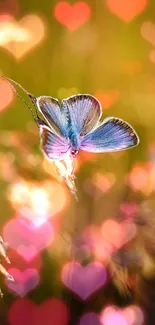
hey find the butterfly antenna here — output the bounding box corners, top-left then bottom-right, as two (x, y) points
(1, 76), (40, 127)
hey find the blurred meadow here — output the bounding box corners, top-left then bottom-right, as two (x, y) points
(1, 0), (155, 324)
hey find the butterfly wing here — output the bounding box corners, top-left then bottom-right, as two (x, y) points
(39, 124), (70, 160)
(61, 95), (102, 136)
(37, 96), (69, 137)
(80, 117), (139, 152)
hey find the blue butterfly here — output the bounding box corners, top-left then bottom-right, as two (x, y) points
(1, 76), (139, 197)
(35, 94), (139, 160)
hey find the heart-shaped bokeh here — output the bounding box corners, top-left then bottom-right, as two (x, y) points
(3, 217), (54, 261)
(54, 1), (91, 31)
(9, 180), (67, 226)
(107, 0), (147, 22)
(8, 297), (70, 325)
(61, 261), (107, 300)
(82, 220), (137, 262)
(0, 15), (45, 59)
(94, 90), (120, 110)
(128, 162), (155, 196)
(5, 268), (40, 296)
(100, 305), (144, 325)
(3, 249), (42, 270)
(101, 219), (137, 250)
(120, 202), (139, 217)
(0, 78), (14, 112)
(141, 21), (155, 47)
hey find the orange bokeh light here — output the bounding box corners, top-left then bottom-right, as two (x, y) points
(0, 79), (14, 112)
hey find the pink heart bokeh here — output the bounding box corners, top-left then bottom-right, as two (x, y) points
(3, 217), (54, 261)
(120, 202), (139, 217)
(61, 261), (107, 300)
(100, 305), (144, 325)
(3, 249), (42, 270)
(5, 268), (40, 296)
(82, 220), (137, 262)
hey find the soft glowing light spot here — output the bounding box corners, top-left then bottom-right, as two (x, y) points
(82, 226), (113, 262)
(101, 220), (124, 249)
(0, 0), (19, 16)
(8, 298), (70, 325)
(0, 15), (46, 59)
(94, 90), (120, 109)
(107, 0), (147, 22)
(61, 261), (107, 300)
(101, 305), (144, 325)
(54, 1), (91, 31)
(94, 237), (113, 262)
(141, 21), (155, 47)
(149, 49), (155, 64)
(128, 162), (155, 195)
(9, 180), (68, 225)
(0, 79), (14, 112)
(120, 202), (139, 217)
(0, 15), (14, 22)
(101, 219), (136, 249)
(5, 268), (40, 296)
(128, 165), (148, 191)
(76, 151), (95, 171)
(0, 20), (30, 45)
(3, 217), (54, 261)
(102, 311), (127, 325)
(92, 172), (116, 193)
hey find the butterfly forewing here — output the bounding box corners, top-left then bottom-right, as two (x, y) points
(37, 96), (69, 137)
(61, 95), (102, 136)
(80, 117), (139, 152)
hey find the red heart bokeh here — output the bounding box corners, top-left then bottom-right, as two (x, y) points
(8, 297), (70, 325)
(54, 1), (91, 31)
(107, 0), (147, 22)
(0, 0), (19, 17)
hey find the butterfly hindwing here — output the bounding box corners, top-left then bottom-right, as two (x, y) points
(80, 117), (139, 152)
(39, 124), (70, 160)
